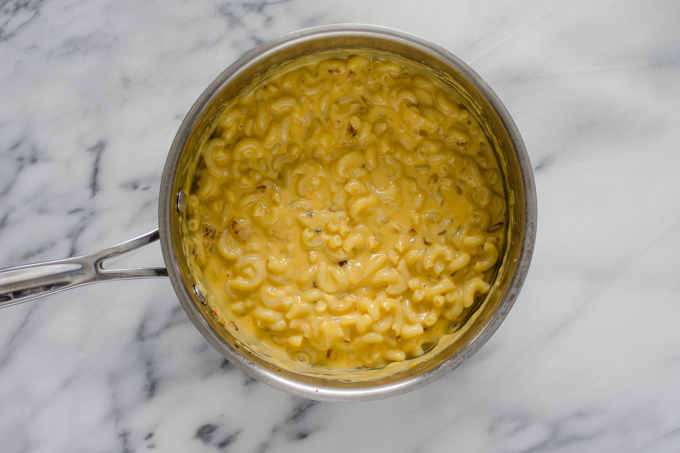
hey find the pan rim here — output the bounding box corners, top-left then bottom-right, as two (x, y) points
(158, 23), (537, 402)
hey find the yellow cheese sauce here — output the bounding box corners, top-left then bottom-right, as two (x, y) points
(184, 51), (506, 370)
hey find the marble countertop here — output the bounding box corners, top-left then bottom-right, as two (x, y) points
(1, 0), (679, 451)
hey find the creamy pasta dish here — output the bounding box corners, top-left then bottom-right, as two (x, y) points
(184, 51), (506, 370)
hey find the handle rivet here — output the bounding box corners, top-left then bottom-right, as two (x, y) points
(193, 284), (206, 305)
(176, 189), (187, 213)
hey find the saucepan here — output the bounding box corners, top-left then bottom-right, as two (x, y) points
(0, 24), (536, 402)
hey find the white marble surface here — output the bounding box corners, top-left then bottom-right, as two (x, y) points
(1, 0), (679, 451)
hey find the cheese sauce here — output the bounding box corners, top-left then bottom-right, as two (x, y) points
(184, 51), (506, 370)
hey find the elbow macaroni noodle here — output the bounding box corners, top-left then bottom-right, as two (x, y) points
(184, 51), (507, 370)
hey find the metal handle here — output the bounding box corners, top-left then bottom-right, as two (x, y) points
(0, 229), (168, 309)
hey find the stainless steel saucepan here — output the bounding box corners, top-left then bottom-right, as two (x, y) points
(0, 24), (536, 402)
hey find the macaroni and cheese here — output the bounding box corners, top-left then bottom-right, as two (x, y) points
(184, 51), (506, 370)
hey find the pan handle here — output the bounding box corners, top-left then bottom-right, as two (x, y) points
(0, 229), (168, 309)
